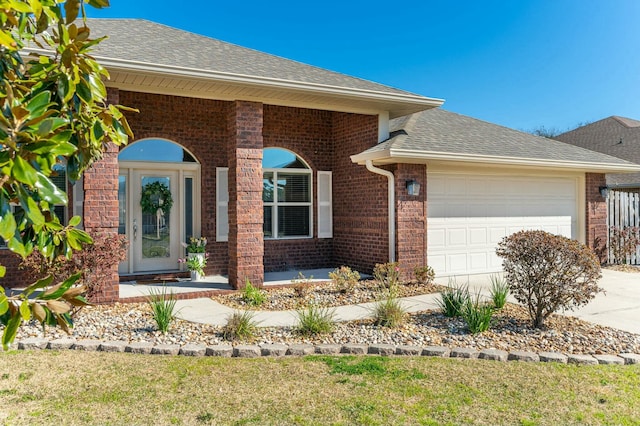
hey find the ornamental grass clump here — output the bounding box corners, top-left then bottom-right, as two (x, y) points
(489, 274), (509, 309)
(329, 266), (360, 294)
(296, 305), (335, 336)
(496, 230), (603, 328)
(437, 280), (470, 317)
(222, 311), (260, 341)
(147, 287), (178, 333)
(461, 293), (494, 334)
(372, 292), (407, 327)
(241, 278), (266, 307)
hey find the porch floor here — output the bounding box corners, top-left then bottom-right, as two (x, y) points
(118, 268), (336, 300)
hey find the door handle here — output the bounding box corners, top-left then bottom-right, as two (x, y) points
(133, 219), (137, 241)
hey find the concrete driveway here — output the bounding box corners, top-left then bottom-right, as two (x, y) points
(467, 269), (640, 335)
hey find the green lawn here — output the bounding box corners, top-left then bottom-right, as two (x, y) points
(1, 351), (639, 425)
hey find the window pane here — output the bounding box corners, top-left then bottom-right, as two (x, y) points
(278, 206), (310, 237)
(119, 139), (196, 162)
(185, 177), (193, 241)
(263, 206), (273, 237)
(278, 173), (310, 202)
(118, 176), (126, 235)
(263, 148), (307, 169)
(263, 172), (274, 202)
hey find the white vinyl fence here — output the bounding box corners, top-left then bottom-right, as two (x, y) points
(607, 190), (640, 264)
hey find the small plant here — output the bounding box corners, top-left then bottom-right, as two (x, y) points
(489, 274), (509, 309)
(292, 282), (309, 298)
(373, 262), (401, 292)
(241, 278), (266, 306)
(178, 253), (208, 277)
(372, 293), (407, 327)
(461, 293), (494, 334)
(296, 304), (336, 336)
(147, 287), (178, 333)
(222, 311), (260, 341)
(329, 266), (360, 294)
(437, 280), (470, 317)
(414, 265), (435, 286)
(609, 226), (640, 264)
(182, 236), (207, 253)
(496, 230), (602, 328)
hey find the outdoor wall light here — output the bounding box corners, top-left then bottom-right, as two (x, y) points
(406, 179), (421, 196)
(599, 186), (609, 198)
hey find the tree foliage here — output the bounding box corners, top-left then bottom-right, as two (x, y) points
(0, 0), (133, 349)
(496, 230), (602, 328)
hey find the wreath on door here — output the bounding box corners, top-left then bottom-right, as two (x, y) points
(140, 181), (173, 215)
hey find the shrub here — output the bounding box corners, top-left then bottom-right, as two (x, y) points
(496, 230), (602, 328)
(20, 233), (128, 302)
(241, 278), (266, 306)
(437, 280), (470, 317)
(461, 293), (494, 334)
(373, 262), (401, 292)
(329, 266), (361, 294)
(414, 265), (435, 286)
(222, 311), (259, 341)
(372, 293), (407, 327)
(147, 287), (178, 333)
(609, 226), (640, 265)
(296, 305), (335, 336)
(489, 274), (509, 309)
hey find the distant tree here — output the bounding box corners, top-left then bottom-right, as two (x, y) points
(529, 126), (562, 139)
(0, 1), (134, 349)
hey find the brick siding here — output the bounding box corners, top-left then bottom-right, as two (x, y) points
(585, 172), (608, 262)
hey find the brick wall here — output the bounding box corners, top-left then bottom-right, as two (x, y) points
(394, 163), (427, 279)
(332, 112), (388, 273)
(585, 172), (608, 262)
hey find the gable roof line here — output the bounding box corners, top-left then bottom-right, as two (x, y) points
(351, 147), (640, 172)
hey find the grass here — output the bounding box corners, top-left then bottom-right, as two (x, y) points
(296, 305), (335, 336)
(147, 287), (178, 333)
(1, 351), (639, 425)
(222, 311), (260, 341)
(372, 293), (407, 327)
(437, 280), (470, 317)
(461, 293), (495, 334)
(490, 274), (510, 309)
(241, 278), (266, 307)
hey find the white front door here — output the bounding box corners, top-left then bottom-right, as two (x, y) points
(131, 170), (180, 272)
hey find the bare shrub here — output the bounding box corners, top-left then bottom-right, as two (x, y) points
(20, 233), (128, 302)
(496, 230), (602, 328)
(329, 266), (360, 294)
(413, 265), (435, 285)
(609, 226), (640, 265)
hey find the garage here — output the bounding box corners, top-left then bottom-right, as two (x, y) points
(427, 171), (581, 277)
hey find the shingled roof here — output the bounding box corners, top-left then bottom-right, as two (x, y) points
(556, 116), (640, 187)
(351, 109), (640, 172)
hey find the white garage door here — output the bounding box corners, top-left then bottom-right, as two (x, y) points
(427, 172), (577, 276)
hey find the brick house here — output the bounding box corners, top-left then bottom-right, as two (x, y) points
(2, 19), (639, 303)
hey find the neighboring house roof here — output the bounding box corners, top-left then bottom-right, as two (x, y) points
(556, 116), (640, 187)
(26, 19), (443, 117)
(351, 109), (640, 172)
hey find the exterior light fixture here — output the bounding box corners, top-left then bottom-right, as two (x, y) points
(599, 186), (609, 198)
(406, 179), (420, 196)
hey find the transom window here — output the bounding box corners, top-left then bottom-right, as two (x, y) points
(263, 148), (312, 238)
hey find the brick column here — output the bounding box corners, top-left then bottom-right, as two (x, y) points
(394, 163), (427, 280)
(227, 101), (264, 288)
(82, 87), (120, 303)
(585, 172), (608, 263)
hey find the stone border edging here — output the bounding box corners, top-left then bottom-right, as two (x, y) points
(9, 337), (640, 366)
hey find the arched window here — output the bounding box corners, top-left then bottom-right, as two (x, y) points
(118, 139), (197, 163)
(262, 148), (311, 238)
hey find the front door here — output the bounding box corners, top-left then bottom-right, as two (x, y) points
(131, 170), (180, 272)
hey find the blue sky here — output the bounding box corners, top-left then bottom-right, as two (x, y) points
(92, 1), (640, 133)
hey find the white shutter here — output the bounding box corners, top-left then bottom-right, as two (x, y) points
(317, 171), (332, 238)
(216, 167), (229, 242)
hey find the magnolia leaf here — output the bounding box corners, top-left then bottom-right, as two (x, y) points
(0, 209), (16, 240)
(0, 294), (8, 315)
(66, 229), (81, 250)
(56, 314), (71, 334)
(46, 300), (71, 314)
(34, 172), (68, 205)
(2, 313), (21, 350)
(24, 197), (46, 227)
(0, 30), (17, 50)
(64, 0), (80, 24)
(41, 272), (81, 300)
(62, 285), (86, 299)
(0, 265), (5, 278)
(12, 156), (38, 186)
(7, 237), (28, 257)
(24, 275), (54, 295)
(86, 0), (110, 8)
(68, 228), (92, 244)
(19, 300), (31, 321)
(68, 216), (81, 227)
(32, 302), (46, 323)
(24, 90), (52, 117)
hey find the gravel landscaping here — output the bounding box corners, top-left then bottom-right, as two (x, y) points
(10, 280), (640, 355)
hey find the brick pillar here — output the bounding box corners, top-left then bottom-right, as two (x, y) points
(82, 87), (120, 303)
(585, 173), (608, 263)
(394, 163), (427, 280)
(227, 101), (264, 288)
